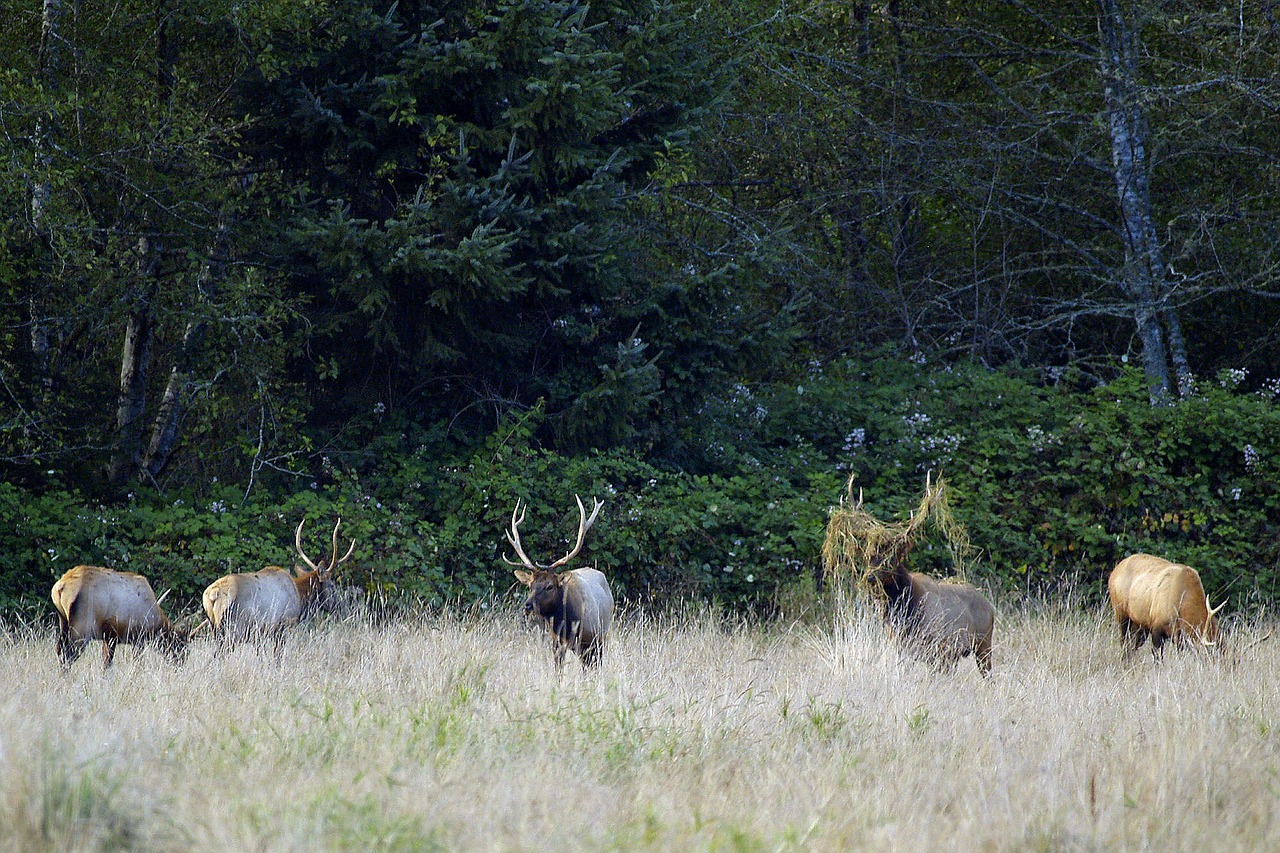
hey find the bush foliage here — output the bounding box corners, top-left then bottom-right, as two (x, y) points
(5, 358), (1280, 621)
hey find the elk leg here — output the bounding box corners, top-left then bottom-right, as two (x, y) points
(56, 620), (85, 670)
(1150, 631), (1168, 660)
(579, 636), (603, 669)
(102, 637), (118, 668)
(1119, 619), (1146, 657)
(58, 637), (87, 670)
(976, 643), (993, 677)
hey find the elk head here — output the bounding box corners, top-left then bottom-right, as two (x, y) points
(505, 495), (604, 615)
(293, 516), (356, 614)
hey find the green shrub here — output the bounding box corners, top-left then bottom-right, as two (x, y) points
(4, 358), (1280, 620)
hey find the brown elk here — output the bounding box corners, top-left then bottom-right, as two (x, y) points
(506, 496), (613, 670)
(865, 559), (996, 675)
(202, 517), (355, 657)
(1108, 553), (1225, 658)
(51, 565), (190, 669)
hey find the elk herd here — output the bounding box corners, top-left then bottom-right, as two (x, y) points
(51, 517), (356, 670)
(46, 497), (1259, 676)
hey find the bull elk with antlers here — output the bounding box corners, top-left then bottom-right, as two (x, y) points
(51, 565), (191, 669)
(1108, 553), (1226, 659)
(506, 496), (614, 670)
(202, 517), (355, 657)
(824, 475), (995, 675)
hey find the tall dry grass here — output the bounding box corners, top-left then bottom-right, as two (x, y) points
(1, 599), (1278, 852)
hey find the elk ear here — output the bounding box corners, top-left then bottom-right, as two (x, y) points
(513, 570), (533, 586)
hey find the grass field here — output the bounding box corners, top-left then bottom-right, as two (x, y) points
(2, 598), (1278, 852)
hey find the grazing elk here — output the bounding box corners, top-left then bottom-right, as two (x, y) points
(866, 559), (996, 675)
(51, 565), (189, 669)
(202, 517), (355, 657)
(506, 496), (614, 670)
(1108, 553), (1225, 658)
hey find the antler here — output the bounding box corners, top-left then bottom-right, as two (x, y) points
(546, 495), (603, 570)
(328, 517), (357, 569)
(502, 501), (539, 570)
(1196, 598), (1229, 646)
(296, 517), (319, 569)
(502, 497), (604, 571)
(296, 517), (356, 571)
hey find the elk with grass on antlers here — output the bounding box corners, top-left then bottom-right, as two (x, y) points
(202, 517), (355, 657)
(823, 474), (996, 676)
(506, 496), (614, 670)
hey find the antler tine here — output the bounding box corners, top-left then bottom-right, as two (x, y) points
(547, 495), (603, 570)
(295, 517), (319, 570)
(327, 517), (356, 569)
(329, 518), (341, 567)
(502, 500), (539, 570)
(583, 494), (604, 532)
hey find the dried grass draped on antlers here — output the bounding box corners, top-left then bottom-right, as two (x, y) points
(821, 473), (973, 592)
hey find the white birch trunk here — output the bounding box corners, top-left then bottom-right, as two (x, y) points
(1098, 0), (1183, 400)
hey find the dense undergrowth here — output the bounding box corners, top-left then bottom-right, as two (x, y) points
(4, 358), (1280, 621)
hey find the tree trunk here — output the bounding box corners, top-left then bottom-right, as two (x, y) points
(1162, 306), (1190, 394)
(109, 0), (179, 487)
(29, 0), (64, 403)
(1098, 0), (1179, 401)
(142, 220), (228, 481)
(833, 2), (875, 319)
(108, 238), (160, 486)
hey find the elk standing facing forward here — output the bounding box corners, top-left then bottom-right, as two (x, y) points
(51, 565), (189, 669)
(866, 559), (995, 675)
(1108, 553), (1224, 658)
(202, 517), (354, 657)
(507, 496), (613, 670)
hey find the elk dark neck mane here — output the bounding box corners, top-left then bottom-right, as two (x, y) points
(547, 598), (575, 642)
(293, 568), (320, 599)
(292, 567), (333, 619)
(871, 561), (921, 623)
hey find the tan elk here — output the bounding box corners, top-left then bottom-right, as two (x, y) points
(202, 517), (355, 657)
(866, 559), (996, 675)
(51, 565), (190, 669)
(1108, 553), (1225, 658)
(506, 496), (614, 670)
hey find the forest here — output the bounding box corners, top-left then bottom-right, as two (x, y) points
(3, 0), (1280, 617)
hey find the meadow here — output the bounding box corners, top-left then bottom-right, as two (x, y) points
(2, 598), (1279, 852)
